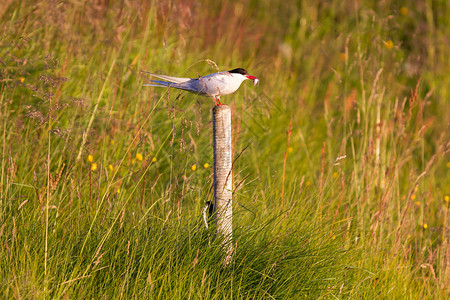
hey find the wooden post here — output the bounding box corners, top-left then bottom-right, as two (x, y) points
(212, 105), (233, 251)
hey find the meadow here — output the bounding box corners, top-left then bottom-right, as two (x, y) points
(1, 0), (449, 298)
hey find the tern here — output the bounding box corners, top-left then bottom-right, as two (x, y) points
(143, 68), (259, 105)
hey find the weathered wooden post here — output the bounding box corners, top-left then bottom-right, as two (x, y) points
(212, 105), (233, 252)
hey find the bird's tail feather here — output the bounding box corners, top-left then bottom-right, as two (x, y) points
(143, 80), (183, 88)
(143, 80), (198, 93)
(142, 71), (192, 84)
(142, 83), (171, 88)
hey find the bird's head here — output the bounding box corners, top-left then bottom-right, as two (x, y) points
(228, 68), (259, 86)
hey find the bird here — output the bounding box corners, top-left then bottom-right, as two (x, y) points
(142, 68), (259, 105)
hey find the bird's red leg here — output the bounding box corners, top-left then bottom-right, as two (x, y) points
(213, 97), (221, 106)
(217, 97), (222, 106)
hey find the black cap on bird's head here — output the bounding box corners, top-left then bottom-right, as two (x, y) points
(228, 68), (249, 76)
(228, 68), (249, 75)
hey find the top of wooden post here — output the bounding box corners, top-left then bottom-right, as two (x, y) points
(212, 104), (231, 114)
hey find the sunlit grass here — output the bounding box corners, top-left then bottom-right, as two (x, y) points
(0, 0), (449, 298)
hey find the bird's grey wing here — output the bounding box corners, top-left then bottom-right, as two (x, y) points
(188, 75), (229, 95)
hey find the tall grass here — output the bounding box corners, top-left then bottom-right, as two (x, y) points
(1, 0), (449, 298)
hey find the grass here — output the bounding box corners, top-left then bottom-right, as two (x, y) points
(1, 0), (449, 298)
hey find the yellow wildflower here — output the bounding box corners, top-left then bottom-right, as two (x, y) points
(384, 40), (394, 49)
(19, 77), (25, 83)
(415, 201), (420, 206)
(117, 188), (121, 194)
(445, 195), (449, 203)
(88, 154), (94, 162)
(305, 181), (311, 186)
(152, 157), (157, 163)
(411, 194), (416, 200)
(332, 172), (339, 179)
(109, 164), (114, 171)
(287, 146), (293, 153)
(204, 163), (210, 169)
(191, 164), (197, 171)
(136, 153), (143, 161)
(400, 7), (408, 16)
(423, 223), (428, 229)
(446, 162), (450, 168)
(131, 159), (135, 164)
(91, 163), (97, 171)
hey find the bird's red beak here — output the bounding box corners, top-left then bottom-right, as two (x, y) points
(246, 75), (259, 86)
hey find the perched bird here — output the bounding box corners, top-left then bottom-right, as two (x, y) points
(143, 68), (259, 105)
